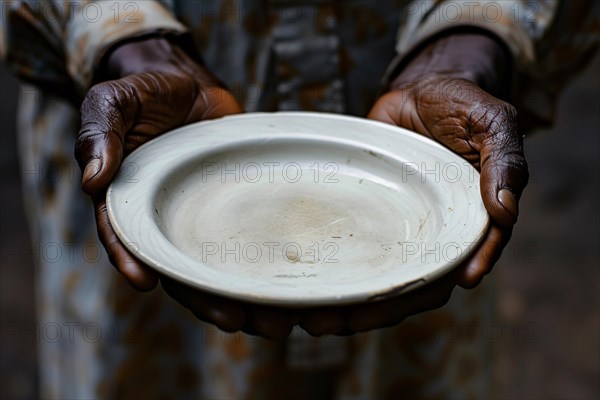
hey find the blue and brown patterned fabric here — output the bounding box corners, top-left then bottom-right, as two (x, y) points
(1, 1), (597, 398)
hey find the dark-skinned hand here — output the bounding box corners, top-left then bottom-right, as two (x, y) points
(368, 32), (529, 288)
(75, 38), (242, 289)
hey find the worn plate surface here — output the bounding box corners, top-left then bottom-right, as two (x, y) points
(107, 112), (488, 306)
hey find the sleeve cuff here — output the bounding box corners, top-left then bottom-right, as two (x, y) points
(384, 1), (541, 83)
(65, 1), (187, 92)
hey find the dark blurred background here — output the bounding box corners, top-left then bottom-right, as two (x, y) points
(1, 55), (599, 399)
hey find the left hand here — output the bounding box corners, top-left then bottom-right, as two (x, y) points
(368, 33), (529, 288)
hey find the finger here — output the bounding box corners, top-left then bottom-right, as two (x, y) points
(366, 92), (398, 124)
(367, 91), (418, 129)
(300, 309), (344, 336)
(455, 224), (512, 288)
(345, 277), (455, 333)
(75, 82), (139, 196)
(186, 86), (244, 122)
(94, 196), (158, 291)
(478, 103), (529, 228)
(203, 297), (247, 333)
(160, 278), (247, 332)
(345, 302), (406, 333)
(246, 307), (295, 340)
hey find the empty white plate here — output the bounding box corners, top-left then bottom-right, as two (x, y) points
(107, 112), (488, 306)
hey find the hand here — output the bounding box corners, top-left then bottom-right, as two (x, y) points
(161, 269), (458, 339)
(75, 37), (242, 291)
(368, 33), (529, 288)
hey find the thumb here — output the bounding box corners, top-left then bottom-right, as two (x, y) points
(75, 81), (139, 196)
(478, 104), (529, 228)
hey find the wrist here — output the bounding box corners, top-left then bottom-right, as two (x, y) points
(99, 36), (189, 80)
(95, 36), (221, 87)
(390, 32), (511, 98)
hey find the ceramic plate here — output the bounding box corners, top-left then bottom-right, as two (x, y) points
(107, 112), (488, 306)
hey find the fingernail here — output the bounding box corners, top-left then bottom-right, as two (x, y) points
(498, 188), (518, 220)
(82, 159), (102, 185)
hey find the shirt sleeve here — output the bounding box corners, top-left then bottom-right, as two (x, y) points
(1, 1), (188, 98)
(390, 0), (600, 130)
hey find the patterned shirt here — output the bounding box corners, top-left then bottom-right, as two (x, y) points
(1, 1), (598, 398)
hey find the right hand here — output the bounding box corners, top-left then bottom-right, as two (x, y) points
(75, 37), (242, 291)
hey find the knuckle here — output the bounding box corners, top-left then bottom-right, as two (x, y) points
(86, 83), (110, 100)
(76, 81), (135, 161)
(495, 102), (518, 131)
(496, 100), (518, 121)
(81, 80), (134, 120)
(482, 102), (521, 144)
(490, 102), (517, 127)
(82, 83), (118, 113)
